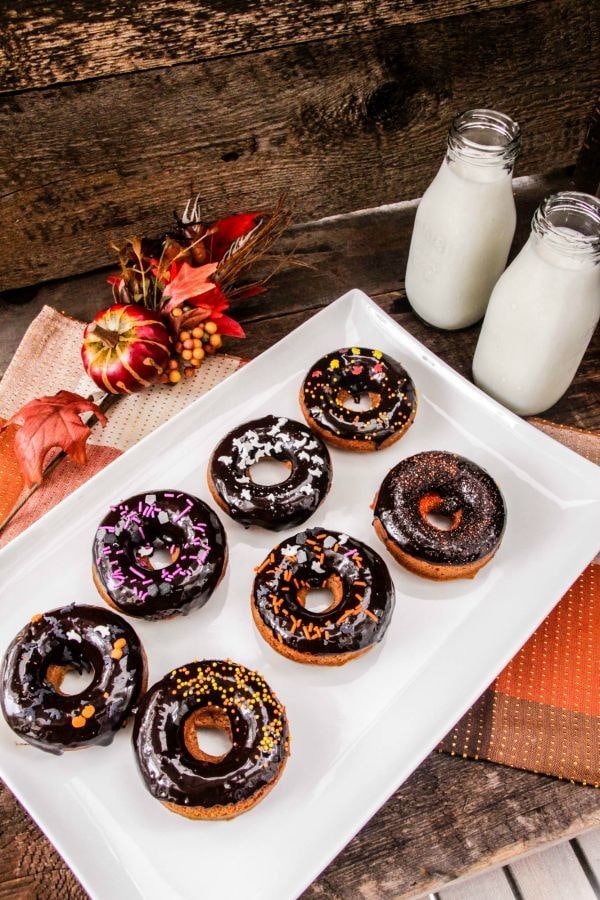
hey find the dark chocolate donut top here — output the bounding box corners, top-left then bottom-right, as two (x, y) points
(374, 451), (506, 566)
(253, 527), (395, 657)
(0, 604), (146, 754)
(133, 660), (289, 810)
(93, 490), (227, 619)
(302, 347), (416, 448)
(209, 415), (332, 530)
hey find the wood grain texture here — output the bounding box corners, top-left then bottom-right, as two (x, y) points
(0, 0), (535, 92)
(509, 841), (597, 900)
(1, 0), (598, 289)
(438, 865), (515, 900)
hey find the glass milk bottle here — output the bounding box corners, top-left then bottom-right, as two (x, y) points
(473, 192), (600, 416)
(405, 109), (521, 329)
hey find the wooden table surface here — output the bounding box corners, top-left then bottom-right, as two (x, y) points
(0, 180), (599, 898)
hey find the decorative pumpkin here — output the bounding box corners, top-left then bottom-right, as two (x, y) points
(81, 305), (172, 394)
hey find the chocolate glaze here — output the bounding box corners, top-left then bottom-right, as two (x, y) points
(253, 527), (395, 657)
(374, 451), (506, 565)
(93, 491), (227, 619)
(209, 415), (332, 531)
(302, 347), (416, 448)
(133, 660), (289, 810)
(0, 604), (146, 754)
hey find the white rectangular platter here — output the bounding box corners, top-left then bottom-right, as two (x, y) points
(1, 289), (600, 900)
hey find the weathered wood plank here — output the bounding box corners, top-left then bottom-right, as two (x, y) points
(1, 0), (597, 289)
(573, 828), (600, 891)
(0, 0), (535, 93)
(438, 865), (515, 900)
(509, 841), (597, 900)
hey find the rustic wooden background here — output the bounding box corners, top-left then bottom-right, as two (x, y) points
(1, 0), (599, 290)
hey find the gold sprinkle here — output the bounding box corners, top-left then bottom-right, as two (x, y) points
(31, 613), (43, 624)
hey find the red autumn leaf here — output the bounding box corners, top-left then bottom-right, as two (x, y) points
(207, 213), (265, 262)
(217, 314), (246, 338)
(161, 262), (219, 314)
(231, 283), (268, 300)
(1, 391), (108, 488)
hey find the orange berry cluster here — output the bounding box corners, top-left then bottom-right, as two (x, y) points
(160, 313), (223, 384)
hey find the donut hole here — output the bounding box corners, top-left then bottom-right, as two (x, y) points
(338, 390), (381, 413)
(135, 531), (181, 570)
(297, 575), (343, 614)
(184, 707), (233, 763)
(419, 493), (463, 532)
(45, 662), (95, 696)
(248, 457), (292, 486)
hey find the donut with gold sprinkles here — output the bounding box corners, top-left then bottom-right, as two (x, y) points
(373, 451), (506, 580)
(133, 660), (290, 819)
(252, 527), (395, 665)
(300, 347), (417, 451)
(0, 604), (147, 753)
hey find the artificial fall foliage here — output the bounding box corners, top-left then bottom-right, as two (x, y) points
(0, 391), (107, 488)
(98, 195), (290, 388)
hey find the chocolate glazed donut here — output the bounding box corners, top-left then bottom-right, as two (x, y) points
(93, 490), (227, 620)
(252, 527), (395, 665)
(208, 415), (332, 530)
(300, 347), (417, 451)
(373, 451), (506, 580)
(0, 604), (147, 753)
(133, 660), (290, 819)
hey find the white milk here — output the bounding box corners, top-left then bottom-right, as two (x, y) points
(473, 195), (600, 416)
(405, 158), (516, 329)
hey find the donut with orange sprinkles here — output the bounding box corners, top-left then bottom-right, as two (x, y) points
(300, 347), (417, 451)
(133, 659), (290, 819)
(252, 527), (395, 665)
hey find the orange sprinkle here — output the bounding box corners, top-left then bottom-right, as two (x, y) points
(82, 704), (95, 719)
(30, 613), (43, 624)
(111, 649), (123, 660)
(364, 609), (379, 622)
(71, 716), (86, 729)
(255, 554), (274, 573)
(114, 637), (127, 649)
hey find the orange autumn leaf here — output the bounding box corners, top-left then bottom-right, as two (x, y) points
(161, 261), (219, 314)
(1, 391), (107, 488)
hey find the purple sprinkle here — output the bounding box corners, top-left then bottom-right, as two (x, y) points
(172, 501), (193, 524)
(129, 566), (148, 579)
(344, 549), (357, 557)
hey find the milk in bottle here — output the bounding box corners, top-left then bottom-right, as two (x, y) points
(405, 109), (521, 329)
(473, 191), (600, 415)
